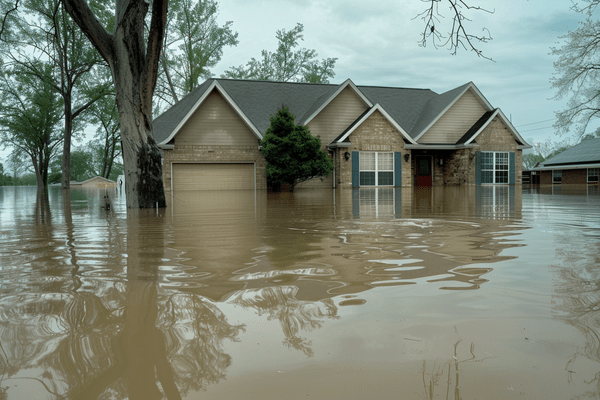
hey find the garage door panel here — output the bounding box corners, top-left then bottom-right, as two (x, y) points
(173, 163), (255, 191)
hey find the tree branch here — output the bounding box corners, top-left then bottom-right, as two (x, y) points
(62, 0), (112, 63)
(0, 0), (20, 39)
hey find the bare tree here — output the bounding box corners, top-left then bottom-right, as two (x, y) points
(551, 1), (600, 138)
(416, 0), (494, 59)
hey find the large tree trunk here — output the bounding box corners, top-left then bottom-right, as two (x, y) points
(62, 98), (73, 190)
(110, 0), (166, 209)
(63, 0), (167, 209)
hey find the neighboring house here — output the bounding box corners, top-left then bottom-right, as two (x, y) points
(153, 78), (530, 194)
(533, 137), (600, 185)
(71, 176), (116, 188)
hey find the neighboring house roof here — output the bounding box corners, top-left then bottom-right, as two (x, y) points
(153, 78), (530, 149)
(71, 176), (116, 187)
(534, 137), (600, 170)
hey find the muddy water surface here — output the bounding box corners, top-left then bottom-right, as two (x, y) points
(0, 185), (599, 399)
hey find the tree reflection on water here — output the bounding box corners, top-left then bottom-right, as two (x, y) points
(0, 186), (548, 398)
(553, 236), (600, 398)
(0, 201), (245, 399)
(228, 286), (338, 357)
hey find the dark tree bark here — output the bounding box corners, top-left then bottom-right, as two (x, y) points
(62, 0), (167, 208)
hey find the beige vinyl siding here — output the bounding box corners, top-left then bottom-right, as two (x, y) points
(418, 90), (487, 144)
(175, 90), (257, 146)
(307, 87), (369, 145)
(172, 163), (255, 191)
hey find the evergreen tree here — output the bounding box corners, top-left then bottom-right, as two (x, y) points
(260, 107), (333, 191)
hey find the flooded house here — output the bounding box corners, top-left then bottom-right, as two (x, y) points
(153, 79), (530, 195)
(533, 137), (600, 185)
(70, 176), (116, 188)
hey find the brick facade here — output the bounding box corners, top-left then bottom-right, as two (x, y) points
(540, 169), (589, 185)
(336, 110), (412, 187)
(162, 145), (267, 194)
(435, 117), (523, 186)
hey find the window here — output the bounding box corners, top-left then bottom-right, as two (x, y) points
(480, 152), (509, 184)
(553, 170), (562, 184)
(359, 152), (394, 186)
(588, 168), (599, 183)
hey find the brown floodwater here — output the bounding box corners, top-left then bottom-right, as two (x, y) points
(0, 185), (599, 399)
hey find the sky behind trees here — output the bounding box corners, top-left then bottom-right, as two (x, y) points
(212, 0), (589, 147)
(0, 0), (589, 165)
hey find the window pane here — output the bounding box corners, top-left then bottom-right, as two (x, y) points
(360, 171), (375, 186)
(481, 152), (494, 170)
(553, 170), (562, 183)
(481, 152), (509, 184)
(360, 153), (375, 170)
(495, 152), (508, 166)
(378, 153), (393, 170)
(378, 171), (393, 186)
(495, 170), (508, 184)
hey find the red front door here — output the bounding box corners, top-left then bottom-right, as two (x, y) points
(416, 156), (432, 186)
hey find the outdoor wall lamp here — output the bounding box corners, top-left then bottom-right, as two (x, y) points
(439, 158), (444, 166)
(344, 151), (350, 161)
(404, 153), (410, 162)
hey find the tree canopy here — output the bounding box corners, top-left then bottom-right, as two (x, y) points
(0, 62), (64, 188)
(260, 106), (333, 191)
(156, 0), (238, 109)
(222, 23), (337, 83)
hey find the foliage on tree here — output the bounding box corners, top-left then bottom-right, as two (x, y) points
(0, 63), (64, 188)
(1, 0), (113, 190)
(88, 93), (122, 179)
(50, 148), (96, 183)
(260, 106), (333, 191)
(0, 163), (13, 185)
(222, 23), (337, 83)
(156, 0), (238, 109)
(5, 150), (29, 182)
(551, 1), (600, 138)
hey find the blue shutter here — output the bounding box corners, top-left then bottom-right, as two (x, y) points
(509, 152), (515, 184)
(394, 152), (402, 187)
(475, 152), (482, 185)
(352, 151), (360, 187)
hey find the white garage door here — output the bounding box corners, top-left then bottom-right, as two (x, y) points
(172, 163), (255, 191)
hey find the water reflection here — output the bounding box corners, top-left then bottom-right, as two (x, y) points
(345, 186), (521, 219)
(549, 201), (600, 398)
(1, 185), (581, 399)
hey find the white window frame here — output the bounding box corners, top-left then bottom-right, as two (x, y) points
(359, 152), (394, 187)
(588, 168), (599, 183)
(480, 151), (509, 184)
(553, 170), (562, 184)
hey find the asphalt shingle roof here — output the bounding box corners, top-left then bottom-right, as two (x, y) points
(541, 137), (600, 166)
(152, 78), (486, 145)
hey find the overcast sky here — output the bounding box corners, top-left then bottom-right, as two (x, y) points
(211, 0), (590, 148)
(0, 0), (589, 166)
